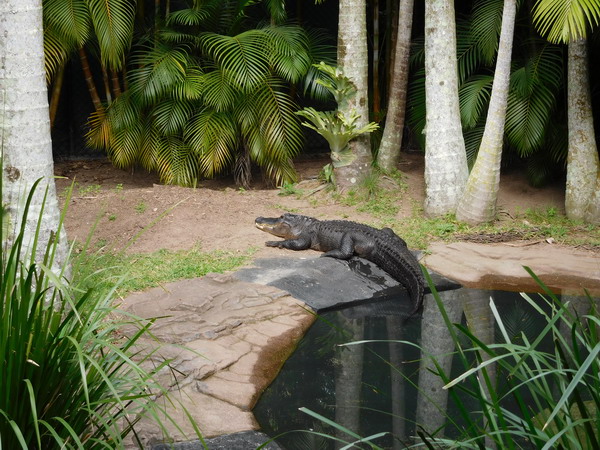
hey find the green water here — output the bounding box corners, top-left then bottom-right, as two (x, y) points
(254, 288), (590, 449)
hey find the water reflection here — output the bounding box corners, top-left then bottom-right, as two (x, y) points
(253, 288), (598, 449)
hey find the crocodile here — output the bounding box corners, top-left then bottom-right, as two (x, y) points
(255, 213), (425, 315)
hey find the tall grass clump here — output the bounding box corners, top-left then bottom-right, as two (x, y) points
(0, 179), (197, 448)
(422, 269), (600, 449)
(296, 270), (599, 449)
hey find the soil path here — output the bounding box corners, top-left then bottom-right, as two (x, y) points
(55, 153), (598, 293)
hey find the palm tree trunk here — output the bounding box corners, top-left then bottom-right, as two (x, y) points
(334, 317), (364, 448)
(423, 0), (468, 216)
(372, 0), (381, 118)
(79, 46), (103, 111)
(565, 39), (599, 221)
(335, 0), (373, 190)
(377, 0), (414, 172)
(0, 0), (70, 272)
(49, 64), (65, 130)
(416, 289), (464, 439)
(456, 0), (517, 224)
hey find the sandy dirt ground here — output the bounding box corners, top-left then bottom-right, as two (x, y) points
(55, 152), (571, 259)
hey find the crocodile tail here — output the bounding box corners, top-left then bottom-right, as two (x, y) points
(366, 245), (425, 316)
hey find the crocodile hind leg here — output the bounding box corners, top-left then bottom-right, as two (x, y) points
(321, 232), (355, 259)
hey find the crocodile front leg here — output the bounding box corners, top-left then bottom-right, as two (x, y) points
(265, 236), (311, 250)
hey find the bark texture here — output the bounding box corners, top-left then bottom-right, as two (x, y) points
(377, 0), (414, 172)
(0, 0), (70, 271)
(423, 0), (468, 216)
(565, 39), (600, 222)
(456, 0), (517, 224)
(335, 0), (372, 190)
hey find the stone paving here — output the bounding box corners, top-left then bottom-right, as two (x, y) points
(119, 243), (600, 448)
(119, 273), (315, 449)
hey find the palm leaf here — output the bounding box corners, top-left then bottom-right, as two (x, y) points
(152, 99), (195, 135)
(155, 136), (199, 186)
(459, 74), (494, 129)
(505, 82), (555, 156)
(200, 69), (239, 112)
(243, 78), (304, 164)
(532, 0), (600, 43)
(43, 29), (72, 83)
(87, 0), (136, 69)
(262, 25), (312, 83)
(198, 30), (270, 90)
(166, 3), (215, 27)
(128, 43), (190, 103)
(406, 67), (426, 149)
(43, 0), (91, 47)
(184, 108), (239, 179)
(109, 120), (144, 168)
(300, 28), (336, 101)
(456, 20), (483, 84)
(464, 124), (486, 166)
(263, 0), (287, 25)
(470, 0), (504, 64)
(172, 67), (205, 101)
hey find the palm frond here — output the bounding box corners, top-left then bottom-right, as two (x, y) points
(533, 0), (600, 43)
(200, 69), (239, 112)
(43, 29), (72, 83)
(152, 99), (195, 135)
(184, 108), (239, 179)
(456, 20), (483, 84)
(505, 83), (555, 156)
(42, 0), (91, 47)
(459, 74), (494, 129)
(109, 121), (144, 168)
(128, 43), (190, 103)
(300, 28), (337, 101)
(198, 30), (270, 90)
(464, 125), (486, 166)
(242, 78), (304, 167)
(406, 67), (426, 149)
(155, 136), (199, 186)
(263, 0), (287, 25)
(470, 0), (504, 64)
(172, 67), (205, 101)
(87, 0), (136, 69)
(262, 25), (312, 83)
(166, 4), (215, 27)
(528, 42), (564, 91)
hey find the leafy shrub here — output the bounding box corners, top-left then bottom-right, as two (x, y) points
(0, 180), (198, 448)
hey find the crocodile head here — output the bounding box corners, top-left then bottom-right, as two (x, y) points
(255, 213), (317, 239)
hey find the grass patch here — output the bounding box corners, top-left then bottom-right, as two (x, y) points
(74, 246), (256, 296)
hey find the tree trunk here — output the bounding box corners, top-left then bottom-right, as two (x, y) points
(334, 317), (364, 448)
(423, 0), (468, 216)
(416, 289), (464, 439)
(377, 0), (414, 172)
(456, 0), (517, 224)
(335, 0), (373, 190)
(565, 39), (600, 222)
(0, 0), (70, 272)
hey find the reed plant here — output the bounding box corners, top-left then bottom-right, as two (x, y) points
(0, 179), (199, 448)
(296, 270), (599, 449)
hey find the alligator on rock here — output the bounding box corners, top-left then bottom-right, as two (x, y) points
(255, 213), (425, 315)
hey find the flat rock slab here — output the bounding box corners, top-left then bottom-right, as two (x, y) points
(119, 273), (315, 448)
(423, 242), (600, 295)
(234, 256), (460, 312)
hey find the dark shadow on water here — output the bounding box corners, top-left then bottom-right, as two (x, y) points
(253, 288), (595, 449)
